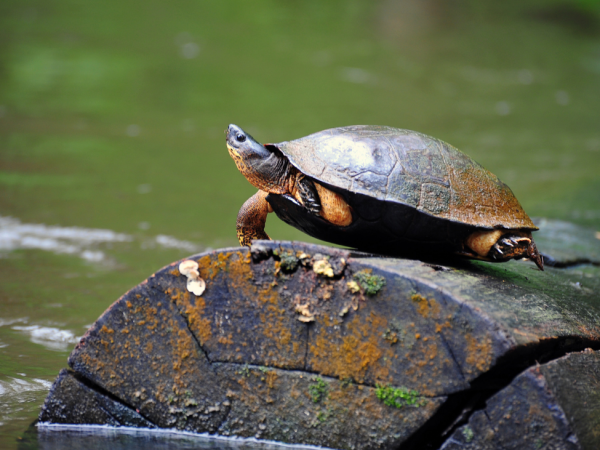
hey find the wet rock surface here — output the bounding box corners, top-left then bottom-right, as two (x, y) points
(39, 220), (600, 449)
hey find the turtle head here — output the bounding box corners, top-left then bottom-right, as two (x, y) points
(226, 124), (289, 192)
(226, 124), (271, 160)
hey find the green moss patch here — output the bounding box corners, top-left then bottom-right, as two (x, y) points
(353, 270), (386, 295)
(309, 377), (329, 403)
(273, 249), (299, 272)
(375, 384), (426, 408)
(462, 425), (474, 443)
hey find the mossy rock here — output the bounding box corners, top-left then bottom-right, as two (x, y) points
(39, 220), (600, 449)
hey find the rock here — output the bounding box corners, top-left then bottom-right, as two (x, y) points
(533, 218), (600, 267)
(39, 220), (600, 449)
(39, 369), (153, 428)
(440, 350), (600, 450)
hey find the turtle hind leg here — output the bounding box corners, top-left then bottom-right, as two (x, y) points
(487, 233), (531, 261)
(526, 240), (544, 271)
(464, 229), (542, 269)
(236, 190), (272, 247)
(488, 232), (544, 266)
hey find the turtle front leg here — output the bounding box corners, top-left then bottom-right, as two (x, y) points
(294, 173), (321, 215)
(236, 190), (273, 247)
(291, 173), (353, 227)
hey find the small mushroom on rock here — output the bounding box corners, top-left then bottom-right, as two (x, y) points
(178, 260), (206, 296)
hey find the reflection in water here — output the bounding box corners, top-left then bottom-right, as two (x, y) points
(11, 326), (80, 352)
(0, 216), (131, 263)
(26, 425), (327, 450)
(0, 216), (204, 263)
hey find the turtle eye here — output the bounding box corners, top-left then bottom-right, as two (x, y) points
(236, 133), (246, 143)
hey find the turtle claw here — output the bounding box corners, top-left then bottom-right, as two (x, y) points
(501, 238), (514, 247)
(305, 203), (321, 215)
(493, 243), (504, 255)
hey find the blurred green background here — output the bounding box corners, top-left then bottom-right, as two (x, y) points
(1, 0), (599, 448)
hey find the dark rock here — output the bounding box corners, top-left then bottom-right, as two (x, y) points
(39, 220), (600, 449)
(440, 350), (600, 450)
(39, 369), (154, 428)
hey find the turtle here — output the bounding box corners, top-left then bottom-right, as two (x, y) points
(226, 124), (544, 270)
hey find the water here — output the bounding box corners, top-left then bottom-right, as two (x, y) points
(1, 0), (599, 448)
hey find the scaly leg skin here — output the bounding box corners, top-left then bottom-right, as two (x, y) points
(294, 173), (321, 215)
(236, 190), (273, 246)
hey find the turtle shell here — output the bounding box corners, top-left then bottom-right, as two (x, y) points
(273, 125), (537, 231)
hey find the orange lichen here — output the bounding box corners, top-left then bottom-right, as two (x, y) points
(309, 313), (392, 383)
(258, 288), (295, 362)
(465, 333), (493, 374)
(170, 287), (212, 345)
(425, 342), (438, 361)
(190, 297), (212, 345)
(435, 321), (452, 333)
(227, 251), (254, 291)
(197, 252), (232, 280)
(266, 371), (278, 389)
(411, 294), (441, 319)
(218, 334), (234, 345)
(197, 255), (216, 280)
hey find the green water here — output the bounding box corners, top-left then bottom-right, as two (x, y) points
(0, 0), (599, 448)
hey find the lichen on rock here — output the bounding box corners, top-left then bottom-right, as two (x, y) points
(353, 269), (386, 295)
